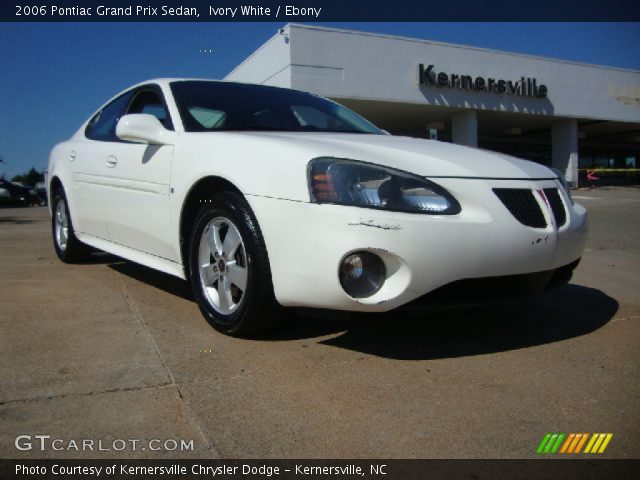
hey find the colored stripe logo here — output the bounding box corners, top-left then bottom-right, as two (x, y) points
(537, 433), (613, 454)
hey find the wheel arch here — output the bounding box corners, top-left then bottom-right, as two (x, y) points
(179, 176), (244, 278)
(48, 176), (64, 211)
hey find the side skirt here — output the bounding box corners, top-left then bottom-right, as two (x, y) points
(75, 231), (187, 280)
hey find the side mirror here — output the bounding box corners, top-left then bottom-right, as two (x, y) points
(116, 114), (177, 145)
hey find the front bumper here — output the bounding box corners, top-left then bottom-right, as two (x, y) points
(247, 177), (588, 312)
(402, 258), (580, 310)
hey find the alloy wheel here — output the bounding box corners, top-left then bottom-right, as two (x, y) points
(54, 199), (69, 251)
(198, 216), (249, 315)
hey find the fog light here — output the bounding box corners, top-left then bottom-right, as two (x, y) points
(341, 255), (364, 281)
(339, 251), (386, 298)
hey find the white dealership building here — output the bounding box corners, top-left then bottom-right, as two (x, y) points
(226, 24), (640, 185)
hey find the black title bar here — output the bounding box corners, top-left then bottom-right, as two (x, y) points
(3, 459), (640, 480)
(4, 0), (640, 22)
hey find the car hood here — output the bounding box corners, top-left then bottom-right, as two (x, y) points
(229, 132), (555, 179)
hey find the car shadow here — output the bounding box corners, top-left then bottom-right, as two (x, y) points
(107, 260), (194, 301)
(99, 256), (617, 361)
(261, 284), (618, 360)
(70, 251), (123, 265)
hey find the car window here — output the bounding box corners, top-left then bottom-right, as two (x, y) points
(127, 89), (173, 130)
(189, 107), (227, 128)
(85, 91), (134, 141)
(291, 105), (355, 131)
(291, 105), (328, 128)
(251, 109), (287, 129)
(170, 81), (383, 134)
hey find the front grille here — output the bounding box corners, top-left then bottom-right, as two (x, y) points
(543, 188), (567, 227)
(493, 188), (547, 228)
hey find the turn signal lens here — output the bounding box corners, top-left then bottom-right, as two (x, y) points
(311, 173), (337, 201)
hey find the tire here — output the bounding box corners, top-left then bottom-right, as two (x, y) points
(51, 189), (92, 263)
(189, 192), (283, 336)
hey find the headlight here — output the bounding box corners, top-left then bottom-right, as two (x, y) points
(308, 158), (461, 214)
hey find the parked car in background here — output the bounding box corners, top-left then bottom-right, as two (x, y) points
(34, 182), (48, 206)
(47, 79), (588, 336)
(0, 179), (42, 207)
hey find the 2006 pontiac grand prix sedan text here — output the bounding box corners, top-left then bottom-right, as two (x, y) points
(48, 79), (588, 336)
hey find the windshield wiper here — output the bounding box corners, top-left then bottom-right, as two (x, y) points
(212, 126), (378, 134)
(321, 129), (375, 134)
(214, 126), (298, 132)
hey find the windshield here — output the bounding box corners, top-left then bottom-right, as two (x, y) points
(170, 81), (383, 134)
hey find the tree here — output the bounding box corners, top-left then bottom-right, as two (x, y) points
(12, 167), (44, 187)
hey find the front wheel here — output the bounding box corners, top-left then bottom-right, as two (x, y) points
(189, 192), (283, 336)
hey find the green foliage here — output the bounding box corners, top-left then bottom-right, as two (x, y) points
(11, 167), (44, 187)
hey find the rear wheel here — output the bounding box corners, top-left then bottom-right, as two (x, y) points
(189, 192), (283, 336)
(52, 189), (92, 262)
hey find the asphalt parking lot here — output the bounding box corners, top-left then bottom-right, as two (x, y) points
(1, 187), (638, 459)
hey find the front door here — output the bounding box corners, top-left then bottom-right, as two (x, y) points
(101, 87), (176, 261)
(74, 86), (176, 261)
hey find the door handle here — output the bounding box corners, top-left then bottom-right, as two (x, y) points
(106, 155), (118, 167)
(69, 151), (76, 161)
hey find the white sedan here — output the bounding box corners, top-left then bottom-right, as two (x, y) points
(48, 79), (588, 336)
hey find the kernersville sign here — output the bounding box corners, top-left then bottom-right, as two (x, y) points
(419, 64), (548, 98)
